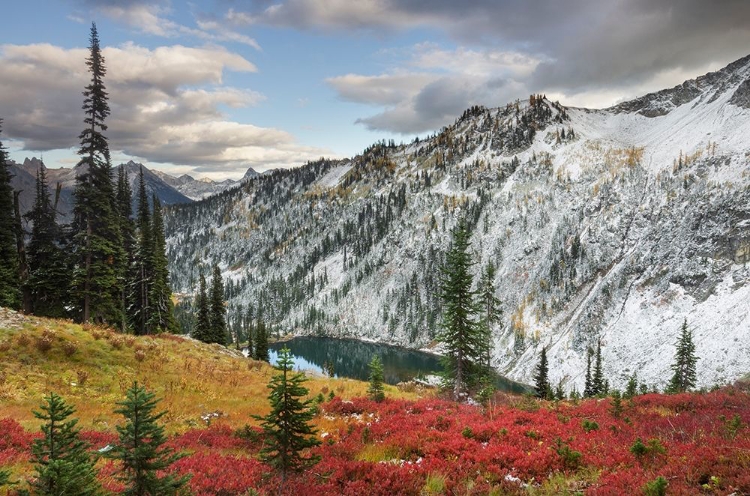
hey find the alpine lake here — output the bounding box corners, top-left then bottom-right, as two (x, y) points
(267, 336), (530, 394)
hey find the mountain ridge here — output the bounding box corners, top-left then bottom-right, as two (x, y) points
(160, 54), (748, 391)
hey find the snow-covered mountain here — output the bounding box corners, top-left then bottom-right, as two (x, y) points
(153, 167), (260, 201)
(164, 54), (750, 392)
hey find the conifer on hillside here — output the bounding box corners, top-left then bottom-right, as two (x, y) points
(591, 340), (605, 396)
(534, 346), (551, 399)
(147, 195), (177, 333)
(438, 221), (482, 400)
(31, 393), (100, 495)
(0, 121), (20, 309)
(477, 260), (501, 375)
(254, 319), (270, 362)
(109, 382), (189, 495)
(193, 272), (211, 343)
(367, 355), (386, 402)
(667, 319), (698, 393)
(209, 263), (227, 344)
(71, 22), (124, 326)
(254, 347), (320, 485)
(116, 165), (135, 332)
(131, 167), (153, 335)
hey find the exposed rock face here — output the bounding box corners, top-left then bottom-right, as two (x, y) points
(165, 55), (750, 392)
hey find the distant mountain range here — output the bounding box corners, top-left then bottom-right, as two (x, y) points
(9, 158), (260, 220)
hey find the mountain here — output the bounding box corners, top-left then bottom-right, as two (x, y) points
(164, 55), (750, 392)
(9, 159), (192, 221)
(152, 167), (259, 200)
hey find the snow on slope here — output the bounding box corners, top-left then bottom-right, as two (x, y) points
(165, 55), (750, 391)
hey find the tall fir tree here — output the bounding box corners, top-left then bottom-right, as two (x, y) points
(534, 346), (551, 399)
(583, 348), (594, 398)
(254, 319), (270, 362)
(116, 165), (135, 332)
(131, 167), (153, 335)
(25, 163), (69, 317)
(477, 261), (501, 374)
(193, 272), (211, 343)
(667, 319), (698, 393)
(71, 23), (124, 325)
(0, 121), (20, 309)
(109, 382), (189, 495)
(367, 355), (386, 402)
(245, 304), (255, 356)
(591, 340), (605, 396)
(254, 347), (321, 485)
(438, 221), (482, 400)
(147, 195), (177, 333)
(31, 393), (100, 495)
(209, 263), (227, 344)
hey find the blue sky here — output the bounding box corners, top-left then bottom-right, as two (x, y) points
(2, 0), (749, 179)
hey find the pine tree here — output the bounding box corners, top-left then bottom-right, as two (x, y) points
(592, 340), (605, 396)
(438, 221), (482, 400)
(245, 304), (255, 356)
(625, 373), (638, 399)
(116, 165), (135, 332)
(71, 23), (124, 325)
(0, 121), (20, 309)
(367, 355), (385, 402)
(477, 261), (501, 375)
(109, 382), (189, 495)
(25, 163), (69, 317)
(209, 263), (227, 344)
(147, 195), (177, 333)
(254, 347), (320, 485)
(193, 272), (211, 343)
(667, 319), (698, 393)
(254, 319), (270, 362)
(131, 167), (153, 335)
(583, 348), (594, 398)
(31, 393), (100, 495)
(534, 346), (550, 399)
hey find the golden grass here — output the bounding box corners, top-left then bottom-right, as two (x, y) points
(0, 317), (425, 434)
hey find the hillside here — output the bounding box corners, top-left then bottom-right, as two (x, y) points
(1, 310), (749, 495)
(164, 55), (750, 393)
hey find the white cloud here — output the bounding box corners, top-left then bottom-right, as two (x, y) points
(0, 42), (331, 177)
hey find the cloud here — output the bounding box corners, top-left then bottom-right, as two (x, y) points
(0, 42), (330, 175)
(234, 0), (750, 107)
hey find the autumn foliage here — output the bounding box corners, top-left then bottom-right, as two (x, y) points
(1, 387), (749, 494)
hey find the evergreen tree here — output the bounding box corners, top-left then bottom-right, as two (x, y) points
(254, 319), (270, 362)
(131, 167), (153, 335)
(31, 393), (100, 495)
(367, 355), (385, 402)
(534, 346), (550, 399)
(109, 382), (189, 495)
(592, 340), (605, 396)
(583, 348), (594, 398)
(147, 195), (177, 333)
(625, 373), (638, 399)
(438, 221), (482, 400)
(0, 469), (13, 488)
(667, 319), (698, 393)
(477, 261), (501, 374)
(254, 347), (320, 485)
(245, 304), (255, 356)
(116, 165), (135, 332)
(193, 272), (211, 343)
(0, 121), (20, 309)
(209, 263), (227, 344)
(71, 23), (124, 325)
(25, 163), (69, 317)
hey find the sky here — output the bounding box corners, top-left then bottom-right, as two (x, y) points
(1, 1), (749, 180)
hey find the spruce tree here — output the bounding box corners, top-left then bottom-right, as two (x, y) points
(0, 121), (20, 309)
(245, 304), (255, 356)
(591, 340), (605, 396)
(583, 348), (594, 398)
(625, 373), (638, 399)
(438, 221), (482, 400)
(25, 164), (69, 317)
(116, 165), (135, 332)
(477, 261), (501, 374)
(147, 195), (177, 333)
(131, 167), (153, 335)
(534, 346), (550, 399)
(209, 263), (227, 344)
(193, 272), (211, 343)
(667, 319), (698, 393)
(254, 319), (270, 362)
(254, 347), (320, 484)
(71, 23), (124, 325)
(31, 393), (100, 495)
(109, 382), (189, 495)
(367, 355), (386, 402)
